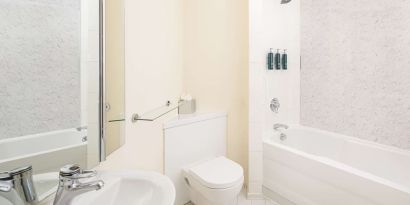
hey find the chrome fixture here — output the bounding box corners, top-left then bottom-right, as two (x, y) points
(273, 123), (289, 131)
(132, 100), (183, 123)
(280, 133), (287, 141)
(281, 0), (292, 4)
(99, 0), (106, 162)
(274, 123), (289, 141)
(53, 164), (104, 205)
(0, 166), (37, 205)
(76, 126), (88, 132)
(270, 98), (280, 113)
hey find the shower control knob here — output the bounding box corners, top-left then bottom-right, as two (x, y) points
(270, 98), (280, 113)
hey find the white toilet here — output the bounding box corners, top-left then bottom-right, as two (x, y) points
(164, 113), (243, 205)
(183, 156), (244, 205)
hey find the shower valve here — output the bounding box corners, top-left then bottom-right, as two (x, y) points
(270, 98), (280, 113)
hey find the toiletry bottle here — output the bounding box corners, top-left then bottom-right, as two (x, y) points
(275, 49), (281, 70)
(268, 48), (274, 70)
(282, 49), (287, 70)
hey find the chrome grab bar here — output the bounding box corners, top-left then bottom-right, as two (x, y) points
(131, 100), (183, 123)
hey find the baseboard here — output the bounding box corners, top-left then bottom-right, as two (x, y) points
(263, 186), (296, 205)
(246, 192), (265, 200)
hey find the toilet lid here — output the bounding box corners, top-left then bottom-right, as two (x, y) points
(189, 157), (244, 189)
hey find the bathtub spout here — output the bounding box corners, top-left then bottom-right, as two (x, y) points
(273, 123), (289, 131)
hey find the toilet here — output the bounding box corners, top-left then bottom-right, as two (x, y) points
(183, 156), (244, 205)
(164, 113), (243, 205)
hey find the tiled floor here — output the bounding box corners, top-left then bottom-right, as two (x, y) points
(186, 188), (279, 205)
(237, 188), (278, 205)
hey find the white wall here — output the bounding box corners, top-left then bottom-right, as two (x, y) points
(98, 0), (183, 172)
(82, 0), (101, 168)
(300, 0), (410, 150)
(248, 0), (300, 198)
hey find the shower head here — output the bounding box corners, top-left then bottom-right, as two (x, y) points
(281, 0), (292, 4)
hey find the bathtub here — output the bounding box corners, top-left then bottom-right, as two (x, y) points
(0, 129), (87, 174)
(263, 125), (410, 205)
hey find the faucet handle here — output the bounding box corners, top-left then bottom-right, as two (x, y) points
(9, 166), (33, 176)
(273, 123), (289, 131)
(0, 181), (12, 192)
(60, 164), (97, 179)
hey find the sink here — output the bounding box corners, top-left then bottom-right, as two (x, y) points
(2, 170), (175, 205)
(68, 171), (175, 205)
(70, 171), (175, 205)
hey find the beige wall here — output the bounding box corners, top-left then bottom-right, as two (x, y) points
(105, 0), (125, 155)
(99, 0), (249, 182)
(99, 0), (183, 172)
(183, 0), (249, 182)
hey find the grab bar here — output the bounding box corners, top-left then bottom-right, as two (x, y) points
(131, 101), (182, 123)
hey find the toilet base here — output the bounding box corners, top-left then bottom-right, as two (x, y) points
(189, 190), (238, 205)
(187, 183), (242, 205)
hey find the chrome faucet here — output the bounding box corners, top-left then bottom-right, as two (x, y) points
(270, 98), (280, 113)
(274, 123), (289, 141)
(53, 164), (104, 205)
(273, 123), (289, 131)
(0, 166), (37, 205)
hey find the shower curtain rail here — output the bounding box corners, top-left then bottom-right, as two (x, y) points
(131, 100), (183, 123)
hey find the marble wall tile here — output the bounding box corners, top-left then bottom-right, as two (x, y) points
(0, 0), (81, 139)
(301, 0), (410, 150)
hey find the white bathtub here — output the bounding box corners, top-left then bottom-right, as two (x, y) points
(0, 129), (87, 174)
(263, 125), (410, 205)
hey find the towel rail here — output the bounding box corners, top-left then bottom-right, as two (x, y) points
(131, 100), (182, 123)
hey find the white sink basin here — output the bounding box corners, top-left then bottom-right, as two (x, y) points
(1, 171), (174, 205)
(70, 171), (175, 205)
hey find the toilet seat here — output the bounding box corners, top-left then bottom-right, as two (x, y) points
(188, 157), (243, 189)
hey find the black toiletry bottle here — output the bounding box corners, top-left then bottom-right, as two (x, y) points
(282, 49), (288, 70)
(268, 48), (274, 70)
(275, 49), (281, 70)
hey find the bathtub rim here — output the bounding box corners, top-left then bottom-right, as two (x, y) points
(263, 131), (410, 194)
(0, 128), (87, 164)
(0, 142), (87, 165)
(0, 128), (82, 145)
(265, 124), (410, 157)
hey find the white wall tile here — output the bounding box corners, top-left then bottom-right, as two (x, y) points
(248, 0), (300, 197)
(86, 61), (100, 93)
(249, 124), (263, 152)
(87, 92), (99, 124)
(248, 180), (263, 194)
(249, 151), (263, 181)
(87, 0), (99, 30)
(86, 29), (99, 61)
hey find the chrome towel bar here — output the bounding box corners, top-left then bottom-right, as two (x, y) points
(131, 100), (183, 123)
